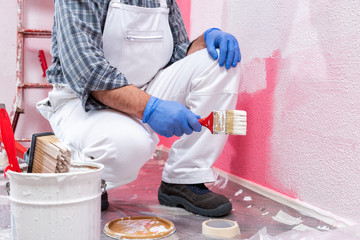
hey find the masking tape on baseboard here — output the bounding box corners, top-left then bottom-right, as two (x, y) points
(202, 219), (241, 239)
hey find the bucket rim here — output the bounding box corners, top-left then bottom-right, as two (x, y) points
(6, 161), (104, 177)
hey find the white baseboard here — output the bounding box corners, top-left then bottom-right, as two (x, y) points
(213, 167), (357, 228)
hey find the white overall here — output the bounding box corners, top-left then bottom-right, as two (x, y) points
(37, 0), (241, 189)
(102, 0), (173, 87)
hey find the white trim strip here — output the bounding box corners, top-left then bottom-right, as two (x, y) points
(213, 167), (356, 228)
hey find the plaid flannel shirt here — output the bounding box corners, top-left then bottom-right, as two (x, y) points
(47, 0), (190, 111)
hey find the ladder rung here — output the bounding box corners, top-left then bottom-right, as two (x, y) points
(15, 138), (31, 143)
(18, 83), (53, 88)
(18, 29), (52, 38)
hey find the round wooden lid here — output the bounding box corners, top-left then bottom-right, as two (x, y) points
(104, 216), (176, 239)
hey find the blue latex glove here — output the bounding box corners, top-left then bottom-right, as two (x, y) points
(204, 28), (241, 69)
(142, 96), (202, 138)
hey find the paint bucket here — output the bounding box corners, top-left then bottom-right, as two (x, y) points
(7, 162), (104, 240)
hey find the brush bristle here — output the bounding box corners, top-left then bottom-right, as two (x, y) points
(31, 134), (72, 173)
(225, 110), (247, 135)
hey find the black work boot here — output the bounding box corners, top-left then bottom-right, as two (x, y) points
(158, 181), (232, 217)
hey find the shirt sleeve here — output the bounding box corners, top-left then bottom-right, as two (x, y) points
(47, 0), (129, 111)
(168, 0), (191, 64)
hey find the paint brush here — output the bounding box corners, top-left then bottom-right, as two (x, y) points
(26, 132), (71, 173)
(198, 110), (247, 135)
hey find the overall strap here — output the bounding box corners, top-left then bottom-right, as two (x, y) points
(159, 0), (167, 8)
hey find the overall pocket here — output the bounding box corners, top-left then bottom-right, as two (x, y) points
(119, 30), (167, 86)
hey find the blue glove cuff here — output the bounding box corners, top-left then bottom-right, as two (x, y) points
(204, 28), (222, 40)
(142, 96), (162, 123)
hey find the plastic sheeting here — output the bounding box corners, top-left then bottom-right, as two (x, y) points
(0, 148), (355, 240)
(249, 225), (360, 240)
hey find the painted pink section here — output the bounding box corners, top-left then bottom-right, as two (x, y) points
(190, 0), (360, 223)
(158, 135), (179, 149)
(176, 0), (191, 36)
(213, 50), (296, 196)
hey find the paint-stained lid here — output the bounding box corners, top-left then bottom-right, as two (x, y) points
(104, 216), (176, 239)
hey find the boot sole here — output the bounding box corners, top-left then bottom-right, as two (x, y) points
(158, 190), (232, 217)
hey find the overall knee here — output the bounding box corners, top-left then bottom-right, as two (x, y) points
(83, 129), (157, 165)
(189, 49), (241, 91)
(80, 128), (158, 188)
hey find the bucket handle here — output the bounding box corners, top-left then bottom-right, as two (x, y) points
(4, 179), (107, 196)
(5, 182), (10, 195)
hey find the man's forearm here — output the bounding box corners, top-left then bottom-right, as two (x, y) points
(91, 85), (151, 120)
(187, 33), (207, 56)
(91, 33), (207, 119)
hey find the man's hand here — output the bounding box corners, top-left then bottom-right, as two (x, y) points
(142, 96), (202, 138)
(204, 28), (241, 69)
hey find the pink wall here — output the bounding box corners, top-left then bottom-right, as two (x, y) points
(214, 50), (284, 193)
(176, 0), (191, 35)
(189, 0), (360, 223)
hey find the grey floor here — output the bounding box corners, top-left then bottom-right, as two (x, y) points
(1, 148), (354, 240)
(100, 149), (336, 239)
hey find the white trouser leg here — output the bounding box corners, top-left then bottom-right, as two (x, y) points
(146, 49), (241, 184)
(38, 87), (159, 190)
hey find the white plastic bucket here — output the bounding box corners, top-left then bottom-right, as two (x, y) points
(7, 162), (104, 240)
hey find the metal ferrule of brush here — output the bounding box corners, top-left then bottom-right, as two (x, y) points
(213, 111), (227, 134)
(213, 110), (247, 135)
